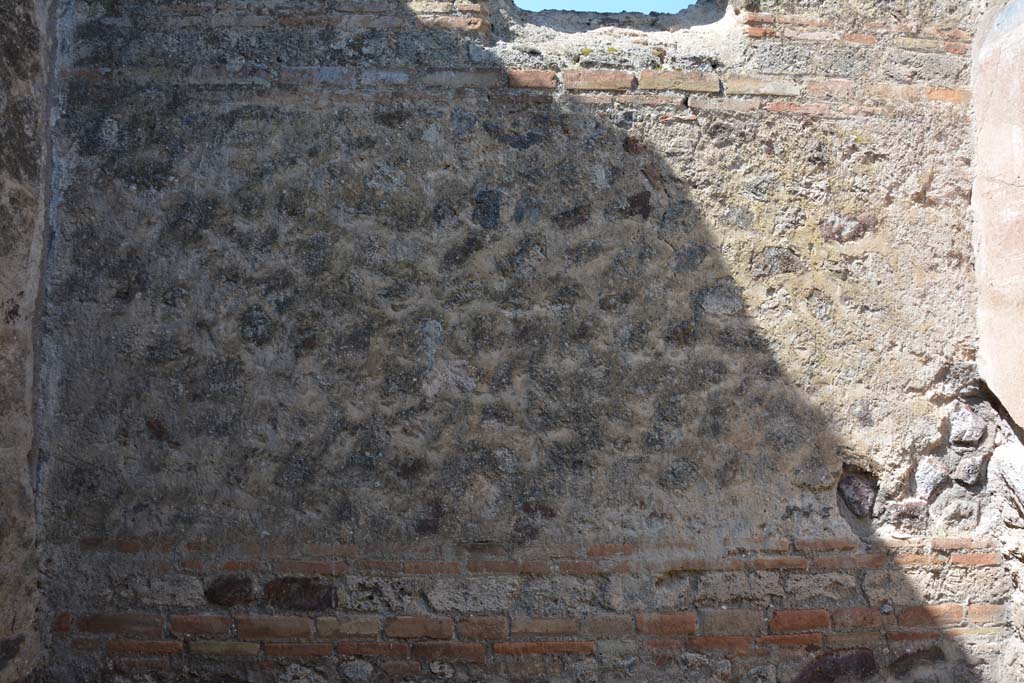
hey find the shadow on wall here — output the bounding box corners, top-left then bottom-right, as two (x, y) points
(35, 0), (996, 680)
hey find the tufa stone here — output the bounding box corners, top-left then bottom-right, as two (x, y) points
(263, 577), (336, 611)
(953, 456), (983, 487)
(949, 403), (986, 445)
(838, 473), (877, 518)
(914, 457), (949, 500)
(204, 575), (254, 606)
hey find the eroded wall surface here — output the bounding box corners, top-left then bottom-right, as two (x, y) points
(0, 0), (46, 679)
(36, 0), (1021, 680)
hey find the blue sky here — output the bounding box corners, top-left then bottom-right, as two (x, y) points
(517, 0), (694, 11)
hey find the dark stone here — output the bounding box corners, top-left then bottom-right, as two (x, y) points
(553, 204), (590, 229)
(838, 472), (877, 518)
(0, 635), (23, 670)
(472, 189), (501, 229)
(204, 575), (255, 606)
(796, 650), (879, 683)
(751, 246), (806, 277)
(264, 577), (335, 610)
(891, 645), (945, 677)
(239, 305), (274, 345)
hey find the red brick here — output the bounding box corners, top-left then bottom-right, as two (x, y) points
(656, 558), (743, 572)
(385, 616), (453, 639)
(968, 604), (1006, 625)
(950, 552), (1000, 567)
(519, 561), (554, 575)
(170, 615), (232, 638)
(828, 631), (884, 649)
(559, 560), (601, 575)
(508, 70), (557, 89)
(798, 78), (853, 99)
(637, 613), (697, 636)
(894, 554), (945, 568)
(337, 642), (409, 657)
(78, 613), (164, 639)
(468, 560), (518, 573)
(832, 608), (890, 630)
(757, 633), (822, 648)
(458, 616), (506, 640)
(511, 617), (578, 637)
(700, 609), (764, 635)
(190, 641), (260, 657)
(265, 643), (333, 657)
(403, 561), (461, 574)
(746, 556), (809, 570)
(53, 612), (72, 634)
(563, 70), (636, 92)
(930, 537), (997, 551)
(220, 560), (260, 571)
(235, 615), (312, 640)
(587, 543), (638, 557)
(887, 630), (941, 643)
(581, 615), (633, 638)
(494, 641), (595, 655)
(317, 616), (379, 639)
(646, 638), (686, 651)
(688, 636), (753, 654)
(898, 604), (963, 628)
(770, 610), (830, 633)
(413, 641), (487, 662)
(745, 26), (777, 38)
(353, 559), (402, 573)
(107, 640), (184, 655)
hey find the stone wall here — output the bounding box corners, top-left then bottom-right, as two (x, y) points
(0, 0), (48, 679)
(31, 0), (1023, 680)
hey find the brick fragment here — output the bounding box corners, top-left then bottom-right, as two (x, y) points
(317, 616), (380, 639)
(563, 70), (636, 92)
(887, 630), (941, 642)
(78, 613), (163, 639)
(812, 554), (886, 570)
(931, 537), (997, 551)
(898, 604), (963, 627)
(508, 70), (557, 89)
(967, 604), (1006, 625)
(951, 552), (1000, 567)
(746, 556), (809, 570)
(725, 75), (801, 97)
(458, 616), (506, 640)
(413, 641), (487, 662)
(52, 612), (72, 634)
(494, 641), (595, 655)
(688, 636), (753, 654)
(794, 538), (858, 552)
(419, 15), (488, 32)
(190, 641), (260, 657)
(770, 610), (830, 633)
(559, 560), (601, 575)
(637, 613), (697, 636)
(928, 88), (970, 105)
(169, 615), (231, 638)
(385, 616), (454, 639)
(420, 71), (503, 89)
(637, 71), (719, 93)
(235, 615), (312, 640)
(688, 96), (761, 113)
